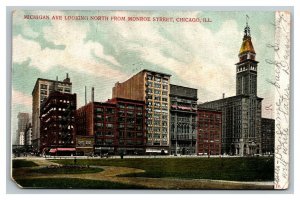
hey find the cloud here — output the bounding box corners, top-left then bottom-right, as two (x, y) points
(12, 89), (32, 108)
(12, 10), (274, 106)
(107, 14), (241, 101)
(13, 11), (127, 82)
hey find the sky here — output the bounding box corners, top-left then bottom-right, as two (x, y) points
(11, 10), (276, 144)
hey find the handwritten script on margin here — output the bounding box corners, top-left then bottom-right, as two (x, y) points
(266, 11), (290, 189)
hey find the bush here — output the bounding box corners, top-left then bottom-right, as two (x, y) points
(12, 160), (38, 168)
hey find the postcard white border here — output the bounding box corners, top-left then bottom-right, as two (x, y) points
(0, 3), (299, 199)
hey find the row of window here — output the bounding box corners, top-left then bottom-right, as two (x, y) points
(95, 107), (116, 114)
(43, 140), (74, 144)
(118, 104), (143, 110)
(146, 81), (169, 90)
(96, 139), (143, 145)
(146, 88), (168, 96)
(146, 75), (169, 83)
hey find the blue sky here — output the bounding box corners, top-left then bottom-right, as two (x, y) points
(11, 10), (276, 143)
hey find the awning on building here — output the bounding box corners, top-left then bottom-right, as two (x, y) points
(146, 149), (168, 153)
(56, 148), (76, 151)
(94, 147), (114, 150)
(178, 106), (191, 110)
(49, 148), (57, 153)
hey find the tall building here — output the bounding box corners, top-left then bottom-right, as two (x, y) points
(197, 108), (222, 156)
(75, 98), (146, 155)
(24, 123), (32, 146)
(40, 91), (77, 153)
(76, 101), (117, 155)
(199, 21), (263, 156)
(261, 118), (275, 155)
(32, 74), (72, 152)
(19, 132), (25, 145)
(112, 70), (171, 154)
(169, 84), (198, 155)
(107, 98), (146, 155)
(16, 113), (30, 145)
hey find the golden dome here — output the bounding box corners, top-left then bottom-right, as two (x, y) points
(239, 36), (255, 55)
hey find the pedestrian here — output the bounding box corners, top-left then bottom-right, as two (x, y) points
(74, 157), (77, 165)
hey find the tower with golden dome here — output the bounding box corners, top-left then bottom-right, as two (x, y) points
(199, 19), (263, 156)
(236, 21), (259, 96)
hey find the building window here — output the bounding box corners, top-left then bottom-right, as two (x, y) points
(147, 82), (153, 87)
(64, 88), (71, 93)
(41, 84), (48, 89)
(147, 75), (153, 80)
(154, 96), (161, 101)
(154, 77), (161, 82)
(41, 90), (47, 95)
(147, 88), (153, 93)
(106, 123), (114, 129)
(162, 91), (168, 96)
(96, 123), (103, 127)
(57, 87), (63, 92)
(154, 83), (161, 88)
(106, 108), (115, 114)
(154, 90), (160, 94)
(127, 105), (135, 110)
(96, 108), (104, 113)
(136, 106), (143, 111)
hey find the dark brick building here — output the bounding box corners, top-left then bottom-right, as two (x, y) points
(261, 118), (275, 155)
(75, 98), (146, 155)
(197, 108), (222, 156)
(40, 91), (77, 154)
(76, 101), (117, 155)
(107, 98), (146, 155)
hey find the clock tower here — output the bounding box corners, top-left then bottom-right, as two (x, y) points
(236, 21), (259, 97)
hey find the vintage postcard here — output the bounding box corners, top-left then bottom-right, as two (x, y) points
(11, 10), (290, 190)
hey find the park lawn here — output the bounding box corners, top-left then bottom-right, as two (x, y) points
(12, 160), (39, 168)
(52, 157), (274, 181)
(29, 166), (103, 174)
(15, 178), (149, 189)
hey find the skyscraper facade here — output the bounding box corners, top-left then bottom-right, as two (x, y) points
(261, 118), (275, 155)
(17, 112), (30, 145)
(40, 91), (77, 153)
(112, 70), (171, 154)
(169, 84), (198, 155)
(32, 74), (72, 152)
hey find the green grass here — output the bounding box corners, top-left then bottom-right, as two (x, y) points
(15, 178), (149, 189)
(12, 160), (38, 168)
(30, 166), (103, 174)
(51, 157), (274, 181)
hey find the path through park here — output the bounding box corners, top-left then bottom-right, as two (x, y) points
(12, 158), (274, 189)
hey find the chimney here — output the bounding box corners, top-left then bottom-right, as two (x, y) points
(63, 73), (70, 83)
(54, 76), (58, 92)
(222, 93), (225, 99)
(91, 87), (95, 102)
(85, 86), (87, 105)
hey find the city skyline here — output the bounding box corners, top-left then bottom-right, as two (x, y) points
(12, 10), (276, 143)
